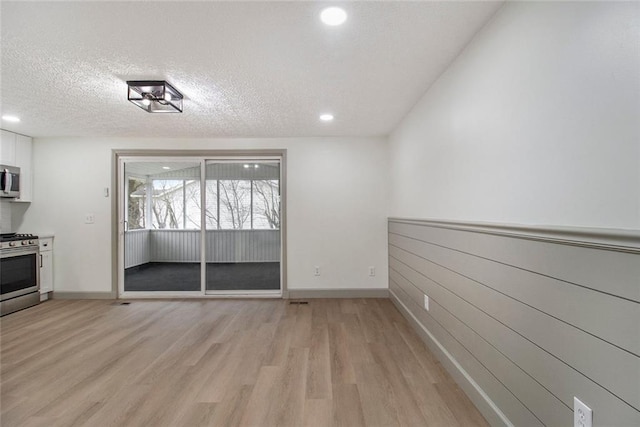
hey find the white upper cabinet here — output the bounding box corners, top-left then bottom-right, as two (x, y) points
(0, 129), (16, 166)
(0, 129), (32, 202)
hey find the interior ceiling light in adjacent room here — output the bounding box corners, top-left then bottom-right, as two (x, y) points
(1, 115), (21, 122)
(320, 7), (347, 26)
(320, 113), (334, 122)
(126, 80), (183, 113)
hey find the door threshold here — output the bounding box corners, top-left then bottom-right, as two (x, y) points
(118, 290), (283, 299)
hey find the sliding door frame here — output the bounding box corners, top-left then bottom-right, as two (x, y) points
(112, 149), (288, 299)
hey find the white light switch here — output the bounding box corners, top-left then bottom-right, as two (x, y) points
(574, 397), (592, 427)
(85, 213), (95, 224)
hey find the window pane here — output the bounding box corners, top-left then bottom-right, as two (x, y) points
(127, 177), (146, 230)
(205, 180), (218, 229)
(219, 180), (251, 229)
(252, 180), (280, 229)
(151, 180), (184, 229)
(184, 180), (201, 230)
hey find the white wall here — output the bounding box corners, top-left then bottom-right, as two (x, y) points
(389, 1), (640, 230)
(14, 137), (389, 293)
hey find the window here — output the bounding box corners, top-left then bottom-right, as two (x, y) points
(219, 180), (252, 229)
(127, 177), (146, 230)
(252, 180), (280, 229)
(151, 180), (201, 229)
(205, 179), (280, 230)
(125, 175), (279, 231)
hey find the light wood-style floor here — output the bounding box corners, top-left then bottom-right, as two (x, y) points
(1, 298), (488, 427)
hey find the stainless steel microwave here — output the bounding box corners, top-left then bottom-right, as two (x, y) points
(1, 165), (20, 198)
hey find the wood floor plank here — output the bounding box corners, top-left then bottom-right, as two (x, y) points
(303, 399), (332, 427)
(1, 298), (489, 427)
(332, 383), (367, 427)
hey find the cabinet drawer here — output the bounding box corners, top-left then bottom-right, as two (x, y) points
(39, 237), (53, 251)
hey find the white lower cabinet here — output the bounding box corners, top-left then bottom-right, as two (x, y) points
(39, 237), (54, 300)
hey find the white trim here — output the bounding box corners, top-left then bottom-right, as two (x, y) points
(389, 217), (640, 253)
(287, 288), (389, 299)
(116, 151), (286, 299)
(205, 289), (282, 297)
(389, 289), (513, 427)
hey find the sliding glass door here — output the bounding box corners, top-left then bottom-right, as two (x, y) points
(122, 161), (202, 293)
(118, 156), (282, 297)
(204, 161), (281, 293)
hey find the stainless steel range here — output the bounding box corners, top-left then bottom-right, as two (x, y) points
(1, 233), (40, 316)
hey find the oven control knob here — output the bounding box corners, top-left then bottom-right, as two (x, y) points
(22, 241), (28, 245)
(9, 241), (16, 247)
(29, 240), (34, 244)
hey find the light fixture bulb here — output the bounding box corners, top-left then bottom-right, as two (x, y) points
(162, 166), (171, 170)
(254, 164), (259, 169)
(164, 92), (172, 101)
(320, 114), (334, 122)
(244, 164), (250, 169)
(1, 115), (20, 123)
(141, 98), (151, 106)
(320, 7), (347, 26)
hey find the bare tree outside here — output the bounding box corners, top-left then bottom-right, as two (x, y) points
(219, 180), (251, 229)
(127, 177), (279, 230)
(151, 180), (183, 229)
(253, 180), (280, 229)
(127, 177), (146, 230)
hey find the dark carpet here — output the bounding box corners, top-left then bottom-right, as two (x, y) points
(124, 262), (280, 292)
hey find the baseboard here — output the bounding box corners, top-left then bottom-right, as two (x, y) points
(52, 291), (116, 300)
(287, 288), (389, 299)
(389, 289), (512, 427)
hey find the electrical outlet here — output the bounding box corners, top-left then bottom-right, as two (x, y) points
(85, 213), (95, 224)
(368, 266), (375, 277)
(314, 266), (320, 276)
(574, 397), (592, 427)
(424, 294), (429, 311)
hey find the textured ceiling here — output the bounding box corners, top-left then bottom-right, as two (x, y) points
(1, 1), (502, 138)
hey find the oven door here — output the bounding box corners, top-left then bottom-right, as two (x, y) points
(0, 247), (39, 301)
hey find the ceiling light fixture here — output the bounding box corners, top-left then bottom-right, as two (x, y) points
(320, 114), (334, 122)
(162, 166), (171, 170)
(320, 7), (347, 26)
(127, 80), (183, 113)
(1, 115), (21, 123)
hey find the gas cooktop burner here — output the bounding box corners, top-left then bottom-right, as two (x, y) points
(0, 233), (39, 242)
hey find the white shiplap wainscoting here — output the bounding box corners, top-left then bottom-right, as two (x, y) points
(387, 218), (640, 427)
(125, 229), (280, 268)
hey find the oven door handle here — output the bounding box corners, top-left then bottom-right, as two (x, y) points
(40, 254), (43, 268)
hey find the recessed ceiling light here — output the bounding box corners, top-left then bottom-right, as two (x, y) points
(162, 166), (171, 170)
(254, 164), (259, 169)
(244, 164), (250, 169)
(320, 114), (334, 122)
(2, 115), (20, 123)
(320, 7), (347, 26)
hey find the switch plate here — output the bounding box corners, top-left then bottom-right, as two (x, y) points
(314, 266), (320, 276)
(574, 397), (592, 427)
(85, 213), (95, 224)
(368, 266), (375, 277)
(424, 294), (429, 311)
